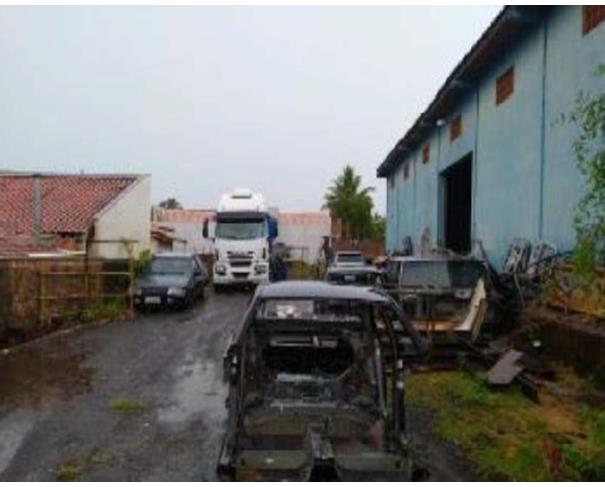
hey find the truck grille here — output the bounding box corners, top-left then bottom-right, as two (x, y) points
(230, 260), (252, 268)
(227, 251), (253, 258)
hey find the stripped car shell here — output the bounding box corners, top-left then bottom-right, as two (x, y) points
(217, 281), (426, 481)
(384, 256), (488, 343)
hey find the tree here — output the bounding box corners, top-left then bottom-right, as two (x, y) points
(158, 197), (183, 210)
(371, 213), (386, 243)
(564, 64), (605, 281)
(322, 165), (375, 240)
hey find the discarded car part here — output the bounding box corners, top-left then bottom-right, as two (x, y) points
(386, 257), (489, 345)
(486, 349), (524, 385)
(526, 241), (557, 279)
(217, 281), (426, 481)
(502, 238), (532, 275)
(325, 264), (383, 287)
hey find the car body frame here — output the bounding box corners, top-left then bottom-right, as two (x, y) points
(217, 281), (426, 481)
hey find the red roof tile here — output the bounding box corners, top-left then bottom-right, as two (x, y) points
(154, 208), (215, 223)
(0, 174), (137, 236)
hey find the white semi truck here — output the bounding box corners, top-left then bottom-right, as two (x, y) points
(203, 188), (278, 288)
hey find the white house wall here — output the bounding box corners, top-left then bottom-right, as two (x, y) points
(89, 176), (151, 259)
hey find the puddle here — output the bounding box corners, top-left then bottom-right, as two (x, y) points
(0, 343), (94, 411)
(157, 355), (226, 429)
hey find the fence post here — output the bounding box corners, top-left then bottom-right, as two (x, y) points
(38, 270), (45, 326)
(128, 258), (134, 319)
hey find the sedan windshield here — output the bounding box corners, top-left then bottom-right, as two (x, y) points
(215, 220), (265, 240)
(149, 257), (194, 275)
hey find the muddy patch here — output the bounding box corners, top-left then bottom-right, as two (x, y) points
(0, 342), (94, 411)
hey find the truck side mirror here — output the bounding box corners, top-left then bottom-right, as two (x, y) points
(202, 218), (209, 239)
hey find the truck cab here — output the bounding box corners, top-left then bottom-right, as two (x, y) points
(204, 188), (277, 288)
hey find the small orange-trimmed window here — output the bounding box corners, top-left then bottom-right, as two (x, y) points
(496, 66), (514, 105)
(422, 145), (430, 164)
(403, 163), (410, 180)
(583, 6), (605, 35)
(450, 115), (462, 141)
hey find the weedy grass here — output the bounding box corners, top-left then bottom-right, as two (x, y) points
(407, 370), (605, 480)
(108, 397), (145, 413)
(80, 300), (126, 324)
(55, 462), (82, 481)
(88, 449), (112, 465)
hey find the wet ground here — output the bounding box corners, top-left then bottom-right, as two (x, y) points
(0, 290), (248, 481)
(0, 289), (472, 481)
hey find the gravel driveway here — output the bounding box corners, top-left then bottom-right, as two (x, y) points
(0, 289), (472, 481)
(0, 290), (248, 481)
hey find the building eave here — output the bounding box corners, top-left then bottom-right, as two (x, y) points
(377, 5), (550, 178)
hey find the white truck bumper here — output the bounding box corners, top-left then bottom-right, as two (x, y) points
(213, 264), (270, 286)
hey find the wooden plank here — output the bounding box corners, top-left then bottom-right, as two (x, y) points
(487, 350), (524, 386)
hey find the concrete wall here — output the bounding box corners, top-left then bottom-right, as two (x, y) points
(385, 6), (605, 267)
(89, 176), (151, 259)
(155, 222), (213, 255)
(276, 214), (332, 264)
(542, 6), (605, 251)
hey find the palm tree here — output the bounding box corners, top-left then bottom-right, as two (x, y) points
(322, 165), (375, 240)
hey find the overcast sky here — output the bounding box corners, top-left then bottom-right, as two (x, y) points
(0, 6), (500, 212)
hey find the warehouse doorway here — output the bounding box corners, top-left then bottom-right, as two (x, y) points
(441, 154), (472, 254)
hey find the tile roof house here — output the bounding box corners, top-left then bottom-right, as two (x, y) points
(0, 173), (151, 259)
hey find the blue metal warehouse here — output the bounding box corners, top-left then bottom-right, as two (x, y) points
(377, 5), (605, 267)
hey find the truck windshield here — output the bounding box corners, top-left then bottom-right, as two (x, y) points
(215, 220), (265, 240)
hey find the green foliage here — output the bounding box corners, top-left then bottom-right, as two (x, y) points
(564, 63), (605, 283)
(79, 300), (125, 323)
(132, 248), (153, 278)
(406, 370), (603, 481)
(322, 165), (376, 240)
(56, 462), (82, 481)
(108, 397), (145, 413)
(371, 213), (386, 243)
(158, 197), (183, 210)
